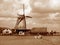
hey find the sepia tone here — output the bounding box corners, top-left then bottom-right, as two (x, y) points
(0, 0), (60, 45)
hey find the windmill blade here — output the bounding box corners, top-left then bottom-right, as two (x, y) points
(26, 16), (32, 18)
(18, 16), (25, 22)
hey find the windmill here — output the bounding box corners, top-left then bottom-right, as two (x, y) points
(14, 4), (32, 35)
(15, 4), (32, 29)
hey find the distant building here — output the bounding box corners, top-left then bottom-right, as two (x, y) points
(31, 27), (47, 35)
(31, 27), (47, 33)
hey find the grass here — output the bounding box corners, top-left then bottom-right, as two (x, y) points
(0, 36), (60, 45)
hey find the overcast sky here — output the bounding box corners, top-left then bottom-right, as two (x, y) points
(0, 0), (60, 32)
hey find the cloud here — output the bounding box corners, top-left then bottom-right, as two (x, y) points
(0, 17), (16, 20)
(49, 0), (60, 9)
(3, 0), (13, 2)
(32, 0), (60, 13)
(48, 13), (59, 20)
(34, 2), (47, 8)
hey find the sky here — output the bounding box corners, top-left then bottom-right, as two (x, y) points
(0, 0), (60, 32)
